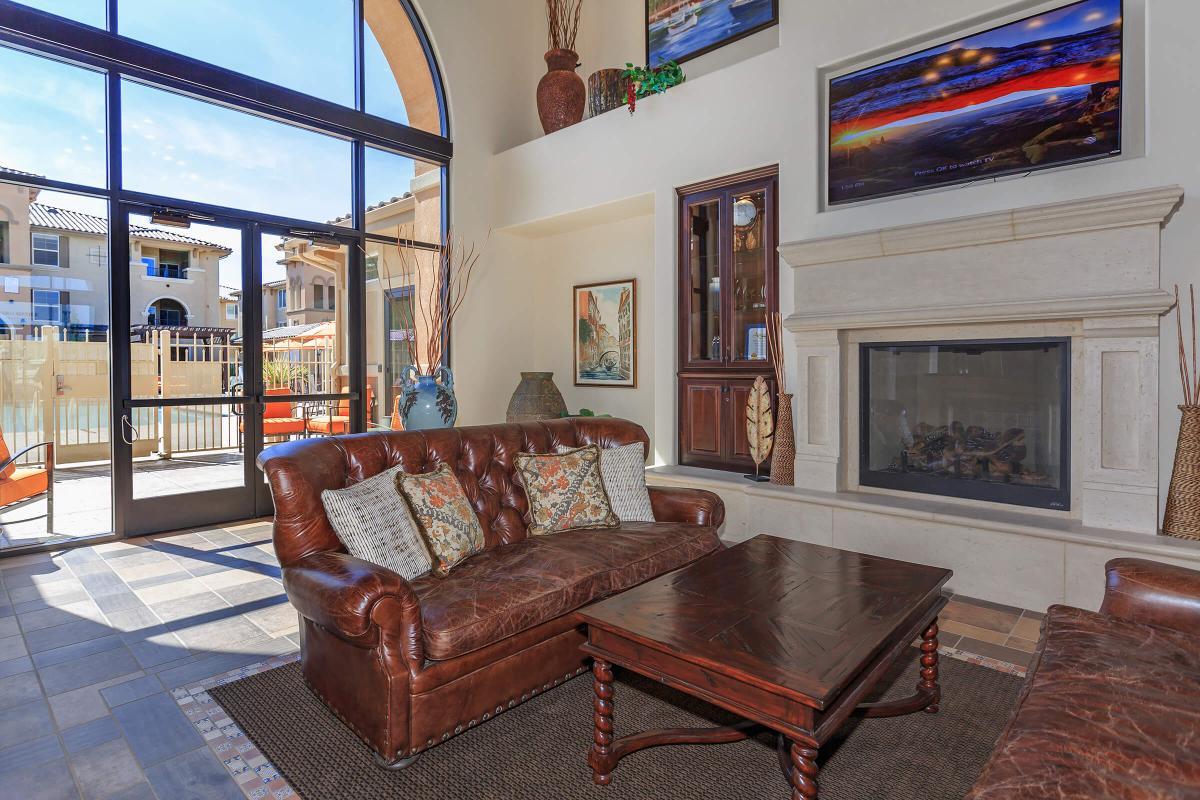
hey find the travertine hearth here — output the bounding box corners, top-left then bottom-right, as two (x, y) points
(781, 186), (1184, 535)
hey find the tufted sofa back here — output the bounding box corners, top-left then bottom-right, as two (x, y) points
(257, 418), (651, 567)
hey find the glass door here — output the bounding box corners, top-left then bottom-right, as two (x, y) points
(251, 225), (361, 514)
(116, 207), (259, 535)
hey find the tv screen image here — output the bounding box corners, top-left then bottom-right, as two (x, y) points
(828, 0), (1122, 205)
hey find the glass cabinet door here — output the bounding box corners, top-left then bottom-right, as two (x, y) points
(686, 198), (723, 364)
(730, 188), (771, 364)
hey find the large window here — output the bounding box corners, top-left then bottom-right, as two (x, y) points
(0, 0), (450, 545)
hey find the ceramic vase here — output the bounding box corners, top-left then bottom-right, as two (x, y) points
(537, 48), (585, 134)
(770, 392), (796, 486)
(506, 372), (567, 422)
(1163, 405), (1200, 540)
(399, 365), (458, 431)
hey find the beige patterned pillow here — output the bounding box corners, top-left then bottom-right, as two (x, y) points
(557, 442), (655, 523)
(515, 445), (619, 535)
(396, 465), (486, 577)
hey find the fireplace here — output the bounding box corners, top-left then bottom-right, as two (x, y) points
(859, 339), (1071, 510)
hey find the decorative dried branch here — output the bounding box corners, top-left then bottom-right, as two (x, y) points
(1173, 284), (1198, 407)
(765, 311), (787, 393)
(376, 227), (485, 377)
(547, 0), (583, 51)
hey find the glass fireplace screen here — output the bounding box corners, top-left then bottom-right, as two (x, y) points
(860, 339), (1070, 510)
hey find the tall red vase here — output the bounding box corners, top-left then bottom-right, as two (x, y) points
(537, 48), (585, 134)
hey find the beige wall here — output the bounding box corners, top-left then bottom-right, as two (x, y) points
(451, 0), (1200, 521)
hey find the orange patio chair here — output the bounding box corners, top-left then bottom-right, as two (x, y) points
(306, 386), (375, 437)
(0, 428), (54, 529)
(240, 387), (307, 445)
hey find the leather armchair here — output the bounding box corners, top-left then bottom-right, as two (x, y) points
(1099, 557), (1200, 635)
(260, 418), (725, 767)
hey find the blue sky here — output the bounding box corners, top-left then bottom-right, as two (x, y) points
(3, 1), (427, 290)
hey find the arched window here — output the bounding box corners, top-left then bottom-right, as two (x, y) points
(148, 299), (187, 328)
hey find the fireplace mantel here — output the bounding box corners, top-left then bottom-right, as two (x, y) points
(779, 186), (1185, 536)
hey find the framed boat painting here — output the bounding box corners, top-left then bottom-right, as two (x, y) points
(647, 0), (779, 67)
(574, 279), (637, 388)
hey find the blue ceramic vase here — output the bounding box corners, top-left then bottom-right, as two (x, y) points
(399, 365), (458, 430)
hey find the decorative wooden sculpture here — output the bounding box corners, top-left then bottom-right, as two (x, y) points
(745, 375), (774, 482)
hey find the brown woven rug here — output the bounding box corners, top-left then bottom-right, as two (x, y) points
(210, 653), (1022, 799)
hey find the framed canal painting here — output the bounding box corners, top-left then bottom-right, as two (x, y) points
(647, 0), (779, 67)
(574, 279), (637, 388)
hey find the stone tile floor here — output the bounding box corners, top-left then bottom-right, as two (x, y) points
(0, 522), (1043, 800)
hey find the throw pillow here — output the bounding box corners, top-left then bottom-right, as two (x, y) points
(515, 444), (620, 535)
(320, 465), (432, 581)
(557, 442), (655, 523)
(396, 464), (486, 577)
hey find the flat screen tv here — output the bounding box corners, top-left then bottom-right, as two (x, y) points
(827, 0), (1122, 206)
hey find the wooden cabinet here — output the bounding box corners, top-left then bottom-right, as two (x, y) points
(676, 166), (779, 473)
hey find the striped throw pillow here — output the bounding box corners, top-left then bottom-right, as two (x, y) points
(557, 442), (655, 523)
(321, 464), (432, 581)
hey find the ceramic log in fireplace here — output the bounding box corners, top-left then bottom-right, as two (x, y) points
(859, 339), (1071, 510)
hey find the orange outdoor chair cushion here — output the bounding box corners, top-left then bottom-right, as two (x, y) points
(307, 418), (350, 436)
(261, 419), (306, 435)
(0, 467), (48, 507)
(0, 429), (16, 481)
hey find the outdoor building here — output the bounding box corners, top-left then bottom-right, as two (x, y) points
(0, 178), (231, 339)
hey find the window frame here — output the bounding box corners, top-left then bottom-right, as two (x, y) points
(32, 288), (61, 323)
(32, 232), (61, 267)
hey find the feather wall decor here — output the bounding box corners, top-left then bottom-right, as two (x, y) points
(745, 375), (774, 479)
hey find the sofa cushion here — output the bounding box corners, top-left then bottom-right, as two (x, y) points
(411, 523), (721, 661)
(320, 464), (431, 581)
(967, 604), (1200, 799)
(397, 465), (486, 577)
(515, 445), (619, 535)
(558, 442), (655, 523)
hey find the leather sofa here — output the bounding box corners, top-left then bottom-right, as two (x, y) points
(967, 558), (1200, 798)
(257, 418), (724, 767)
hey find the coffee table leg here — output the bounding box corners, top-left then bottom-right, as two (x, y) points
(590, 658), (616, 785)
(789, 742), (819, 799)
(920, 618), (940, 714)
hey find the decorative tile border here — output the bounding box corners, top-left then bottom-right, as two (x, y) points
(171, 644), (1027, 800)
(172, 652), (301, 800)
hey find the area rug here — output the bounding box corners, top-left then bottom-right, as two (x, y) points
(209, 654), (1022, 800)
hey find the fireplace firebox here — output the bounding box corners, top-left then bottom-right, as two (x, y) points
(860, 339), (1071, 510)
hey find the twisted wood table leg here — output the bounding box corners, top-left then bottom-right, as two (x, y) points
(920, 618), (940, 714)
(589, 658), (616, 785)
(789, 742), (819, 800)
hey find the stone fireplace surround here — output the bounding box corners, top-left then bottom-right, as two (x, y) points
(649, 186), (1200, 611)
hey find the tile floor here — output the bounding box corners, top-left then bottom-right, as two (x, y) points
(0, 522), (1043, 800)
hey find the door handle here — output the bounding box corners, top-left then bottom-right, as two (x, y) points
(120, 414), (139, 446)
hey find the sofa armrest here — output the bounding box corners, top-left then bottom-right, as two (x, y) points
(1099, 558), (1200, 635)
(648, 486), (725, 529)
(282, 551), (425, 668)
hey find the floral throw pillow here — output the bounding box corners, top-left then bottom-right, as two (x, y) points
(396, 465), (486, 577)
(515, 445), (619, 535)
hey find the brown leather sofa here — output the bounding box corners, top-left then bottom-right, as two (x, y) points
(968, 558), (1200, 798)
(257, 418), (724, 768)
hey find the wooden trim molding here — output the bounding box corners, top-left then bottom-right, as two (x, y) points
(677, 165), (779, 197)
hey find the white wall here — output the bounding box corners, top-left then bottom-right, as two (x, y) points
(464, 0), (1200, 515)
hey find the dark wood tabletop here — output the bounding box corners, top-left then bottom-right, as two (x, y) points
(579, 535), (952, 798)
(579, 535), (952, 709)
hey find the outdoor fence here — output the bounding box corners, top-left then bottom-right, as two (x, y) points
(0, 326), (340, 467)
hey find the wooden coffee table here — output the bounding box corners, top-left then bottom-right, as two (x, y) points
(578, 535), (952, 799)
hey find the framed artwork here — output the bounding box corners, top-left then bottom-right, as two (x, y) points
(574, 279), (637, 388)
(744, 322), (767, 361)
(647, 0), (779, 68)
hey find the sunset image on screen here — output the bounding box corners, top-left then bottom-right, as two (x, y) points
(828, 0), (1122, 204)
